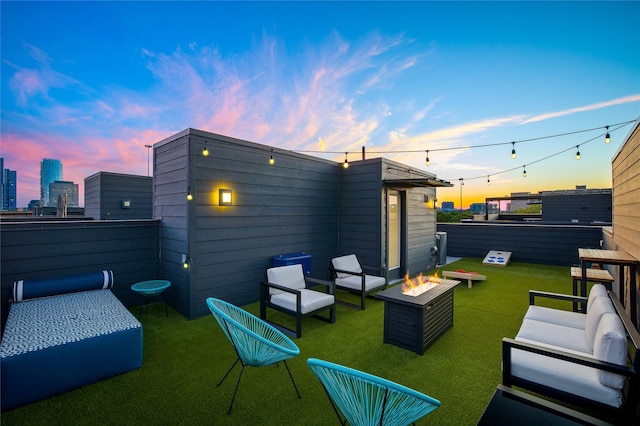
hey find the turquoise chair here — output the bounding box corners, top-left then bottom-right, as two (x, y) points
(307, 358), (441, 426)
(206, 297), (302, 414)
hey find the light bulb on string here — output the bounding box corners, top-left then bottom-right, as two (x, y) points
(343, 152), (349, 169)
(202, 145), (209, 156)
(487, 175), (490, 185)
(269, 149), (275, 165)
(511, 142), (516, 159)
(575, 145), (581, 160)
(425, 150), (430, 166)
(605, 126), (610, 144)
(523, 166), (527, 177)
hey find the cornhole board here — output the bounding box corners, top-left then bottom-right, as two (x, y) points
(442, 271), (487, 288)
(482, 250), (512, 267)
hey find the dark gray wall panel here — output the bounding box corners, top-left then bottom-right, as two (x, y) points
(1, 220), (160, 329)
(437, 222), (603, 266)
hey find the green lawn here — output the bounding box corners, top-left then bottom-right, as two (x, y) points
(1, 258), (577, 425)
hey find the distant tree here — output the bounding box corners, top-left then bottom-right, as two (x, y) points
(436, 210), (473, 223)
(514, 204), (542, 214)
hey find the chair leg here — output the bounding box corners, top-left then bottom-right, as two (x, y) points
(217, 358), (240, 387)
(283, 360), (302, 400)
(227, 364), (246, 414)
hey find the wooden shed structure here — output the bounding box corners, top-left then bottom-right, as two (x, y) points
(153, 128), (451, 319)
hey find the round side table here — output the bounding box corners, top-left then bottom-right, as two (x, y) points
(131, 280), (171, 317)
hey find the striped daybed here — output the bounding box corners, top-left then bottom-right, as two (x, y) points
(0, 271), (143, 411)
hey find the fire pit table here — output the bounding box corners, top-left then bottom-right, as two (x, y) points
(376, 279), (459, 355)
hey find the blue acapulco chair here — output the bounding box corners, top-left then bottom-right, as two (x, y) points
(307, 358), (441, 426)
(206, 297), (302, 414)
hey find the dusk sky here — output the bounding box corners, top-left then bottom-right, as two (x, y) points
(2, 1), (639, 208)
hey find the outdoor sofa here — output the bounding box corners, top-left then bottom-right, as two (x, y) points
(502, 284), (640, 422)
(0, 271), (143, 411)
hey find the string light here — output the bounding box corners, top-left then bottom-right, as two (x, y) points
(523, 166), (527, 177)
(186, 187), (193, 201)
(343, 152), (349, 169)
(487, 175), (490, 185)
(605, 126), (610, 144)
(425, 150), (430, 166)
(511, 142), (516, 159)
(269, 149), (275, 165)
(202, 145), (209, 156)
(575, 145), (581, 160)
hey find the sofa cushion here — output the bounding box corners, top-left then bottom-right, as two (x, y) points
(593, 313), (627, 389)
(510, 342), (623, 407)
(335, 275), (386, 292)
(523, 284), (609, 330)
(270, 289), (335, 314)
(587, 284), (608, 309)
(267, 264), (306, 295)
(524, 305), (588, 329)
(516, 319), (591, 354)
(331, 255), (362, 279)
(584, 296), (616, 352)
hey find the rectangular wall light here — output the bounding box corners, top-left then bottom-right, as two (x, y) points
(219, 189), (233, 206)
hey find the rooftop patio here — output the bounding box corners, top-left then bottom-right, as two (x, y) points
(1, 257), (589, 425)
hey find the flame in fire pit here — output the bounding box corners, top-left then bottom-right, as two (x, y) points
(402, 271), (441, 296)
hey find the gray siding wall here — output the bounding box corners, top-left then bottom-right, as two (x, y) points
(155, 129), (340, 319)
(154, 132), (191, 317)
(405, 187), (438, 273)
(1, 220), (161, 328)
(84, 172), (152, 220)
(437, 222), (603, 266)
(339, 160), (384, 268)
(542, 193), (612, 223)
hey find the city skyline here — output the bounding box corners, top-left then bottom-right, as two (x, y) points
(2, 1), (639, 208)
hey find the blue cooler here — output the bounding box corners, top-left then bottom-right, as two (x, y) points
(272, 252), (312, 276)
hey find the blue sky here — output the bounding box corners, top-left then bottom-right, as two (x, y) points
(2, 1), (639, 208)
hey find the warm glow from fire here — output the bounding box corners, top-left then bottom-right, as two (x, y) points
(402, 270), (441, 294)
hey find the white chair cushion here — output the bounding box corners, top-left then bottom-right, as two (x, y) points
(331, 255), (362, 279)
(510, 339), (623, 407)
(267, 264), (306, 295)
(593, 313), (627, 389)
(270, 289), (335, 315)
(584, 296), (616, 352)
(516, 319), (591, 354)
(335, 275), (386, 292)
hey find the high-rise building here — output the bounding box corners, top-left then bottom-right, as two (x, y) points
(41, 159), (63, 207)
(4, 169), (17, 210)
(49, 180), (78, 207)
(0, 157), (4, 209)
(1, 158), (17, 211)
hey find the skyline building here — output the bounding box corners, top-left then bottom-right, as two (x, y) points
(1, 158), (18, 211)
(49, 180), (79, 207)
(40, 158), (63, 207)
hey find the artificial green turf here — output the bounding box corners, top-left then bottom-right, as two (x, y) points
(1, 258), (578, 425)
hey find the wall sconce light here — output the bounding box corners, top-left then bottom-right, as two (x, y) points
(433, 198), (438, 209)
(219, 189), (233, 206)
(187, 187), (193, 201)
(181, 254), (190, 269)
(121, 199), (131, 209)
